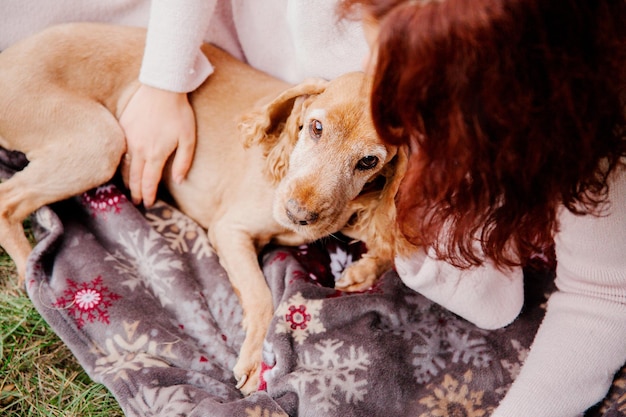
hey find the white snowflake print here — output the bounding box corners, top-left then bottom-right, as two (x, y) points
(145, 201), (214, 260)
(274, 292), (325, 344)
(184, 371), (233, 400)
(92, 321), (177, 381)
(412, 333), (447, 384)
(203, 283), (245, 348)
(287, 339), (371, 413)
(391, 301), (492, 384)
(448, 331), (493, 368)
(410, 326), (491, 384)
(105, 228), (184, 306)
(329, 246), (354, 280)
(500, 339), (529, 381)
(125, 384), (196, 417)
(176, 297), (238, 376)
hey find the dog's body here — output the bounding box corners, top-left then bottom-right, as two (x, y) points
(0, 23), (405, 393)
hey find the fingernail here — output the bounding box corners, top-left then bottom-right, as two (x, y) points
(174, 175), (184, 184)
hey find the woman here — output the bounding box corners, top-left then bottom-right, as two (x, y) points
(339, 0), (626, 415)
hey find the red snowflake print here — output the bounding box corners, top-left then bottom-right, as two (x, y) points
(82, 184), (127, 217)
(285, 304), (311, 330)
(288, 270), (308, 286)
(268, 251), (289, 265)
(53, 276), (121, 329)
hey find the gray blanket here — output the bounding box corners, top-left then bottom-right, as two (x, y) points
(0, 147), (621, 416)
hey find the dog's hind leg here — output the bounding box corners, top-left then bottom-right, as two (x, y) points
(0, 103), (125, 287)
(0, 193), (33, 286)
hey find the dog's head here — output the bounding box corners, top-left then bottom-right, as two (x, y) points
(241, 71), (398, 240)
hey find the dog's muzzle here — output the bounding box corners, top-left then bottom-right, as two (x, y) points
(285, 199), (319, 226)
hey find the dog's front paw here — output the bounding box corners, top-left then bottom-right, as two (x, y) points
(233, 356), (261, 396)
(233, 322), (267, 395)
(231, 296), (273, 395)
(335, 258), (380, 292)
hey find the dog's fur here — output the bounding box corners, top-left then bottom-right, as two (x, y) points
(0, 23), (406, 393)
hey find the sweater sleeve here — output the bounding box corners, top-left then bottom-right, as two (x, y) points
(139, 0), (216, 92)
(493, 166), (626, 417)
(395, 249), (524, 330)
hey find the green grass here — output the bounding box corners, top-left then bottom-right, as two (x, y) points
(0, 247), (124, 416)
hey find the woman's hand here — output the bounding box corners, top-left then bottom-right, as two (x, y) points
(119, 84), (196, 207)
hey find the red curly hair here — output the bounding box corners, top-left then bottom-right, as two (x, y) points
(339, 0), (626, 268)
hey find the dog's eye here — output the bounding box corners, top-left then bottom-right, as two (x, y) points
(356, 155), (379, 171)
(309, 119), (323, 139)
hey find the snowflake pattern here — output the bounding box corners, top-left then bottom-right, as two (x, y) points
(413, 325), (491, 384)
(448, 331), (493, 368)
(419, 370), (490, 417)
(92, 320), (177, 381)
(82, 184), (127, 217)
(285, 305), (311, 330)
(184, 371), (233, 400)
(267, 251), (290, 266)
(412, 333), (448, 383)
(287, 339), (371, 413)
(391, 300), (493, 384)
(175, 297), (238, 377)
(500, 339), (528, 381)
(618, 395), (626, 414)
(287, 238), (365, 288)
(105, 228), (184, 306)
(126, 384), (196, 417)
(31, 188), (597, 415)
(53, 275), (121, 329)
(145, 201), (214, 260)
(328, 246), (353, 280)
(274, 292), (325, 344)
(202, 283), (245, 349)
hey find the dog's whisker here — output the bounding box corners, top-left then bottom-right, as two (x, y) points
(327, 232), (343, 241)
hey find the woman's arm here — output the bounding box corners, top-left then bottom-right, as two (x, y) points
(139, 0), (216, 92)
(494, 166), (626, 416)
(395, 249), (525, 330)
(119, 0), (217, 207)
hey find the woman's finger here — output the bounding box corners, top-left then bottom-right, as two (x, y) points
(128, 155), (146, 206)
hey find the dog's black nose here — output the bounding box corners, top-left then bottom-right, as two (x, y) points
(285, 199), (319, 226)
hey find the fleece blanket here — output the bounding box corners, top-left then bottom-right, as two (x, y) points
(0, 149), (624, 416)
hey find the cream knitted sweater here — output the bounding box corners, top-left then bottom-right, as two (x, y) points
(1, 0), (367, 89)
(139, 0), (367, 91)
(396, 165), (626, 416)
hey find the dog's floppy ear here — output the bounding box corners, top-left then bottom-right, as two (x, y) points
(376, 144), (411, 257)
(346, 144), (410, 258)
(239, 77), (329, 183)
